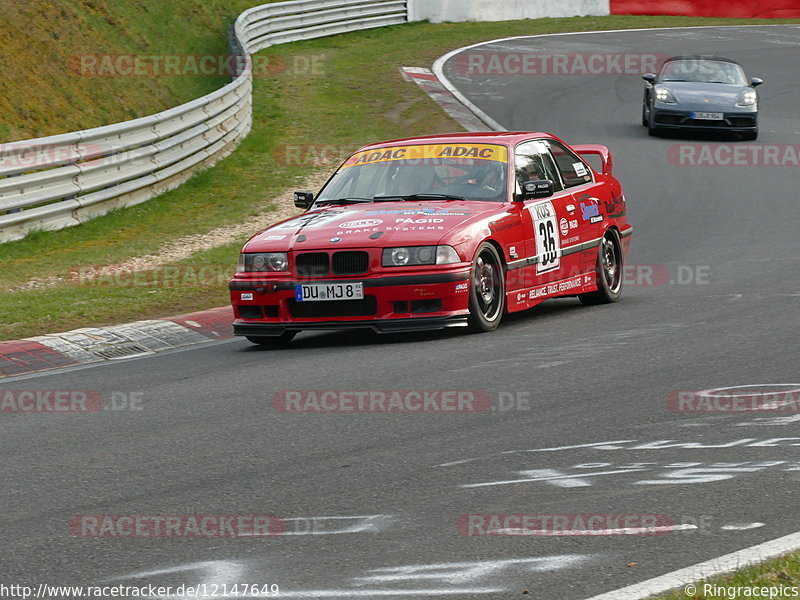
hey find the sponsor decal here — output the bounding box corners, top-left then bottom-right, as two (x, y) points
(273, 210), (343, 230)
(604, 192), (626, 218)
(572, 162), (589, 177)
(509, 245), (518, 259)
(395, 218), (443, 224)
(240, 293), (254, 301)
(562, 235), (580, 245)
(338, 219), (383, 229)
(525, 274), (587, 300)
(455, 282), (469, 293)
(365, 208), (470, 216)
(342, 144), (509, 169)
(579, 196), (604, 224)
(559, 218), (578, 236)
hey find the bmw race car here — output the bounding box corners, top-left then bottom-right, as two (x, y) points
(642, 56), (762, 139)
(230, 132), (633, 346)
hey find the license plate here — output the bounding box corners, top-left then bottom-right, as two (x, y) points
(690, 112), (724, 120)
(295, 282), (364, 302)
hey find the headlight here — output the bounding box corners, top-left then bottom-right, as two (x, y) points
(237, 252), (288, 273)
(738, 90), (757, 106)
(382, 245), (461, 267)
(655, 87), (676, 103)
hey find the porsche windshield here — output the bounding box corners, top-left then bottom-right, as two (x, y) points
(316, 143), (510, 204)
(660, 59), (747, 85)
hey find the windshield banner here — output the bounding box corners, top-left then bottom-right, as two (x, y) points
(342, 143), (509, 169)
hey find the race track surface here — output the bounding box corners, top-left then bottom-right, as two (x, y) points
(3, 26), (800, 599)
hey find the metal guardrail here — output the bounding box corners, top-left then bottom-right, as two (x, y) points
(0, 0), (407, 243)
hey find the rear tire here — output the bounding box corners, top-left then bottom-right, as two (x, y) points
(467, 243), (505, 332)
(245, 332), (296, 347)
(579, 230), (624, 305)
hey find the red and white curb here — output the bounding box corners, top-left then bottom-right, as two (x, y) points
(401, 66), (493, 132)
(0, 306), (233, 378)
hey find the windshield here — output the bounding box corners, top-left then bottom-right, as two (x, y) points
(315, 143), (510, 205)
(660, 59), (747, 85)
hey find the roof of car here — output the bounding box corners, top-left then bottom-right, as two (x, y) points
(663, 55), (741, 65)
(354, 131), (558, 153)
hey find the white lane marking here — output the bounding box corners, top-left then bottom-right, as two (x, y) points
(736, 415), (800, 427)
(490, 524), (697, 536)
(432, 25), (793, 132)
(353, 556), (591, 584)
(281, 514), (392, 535)
(103, 560), (243, 583)
(461, 467), (648, 488)
(721, 522), (765, 531)
(273, 590), (502, 597)
(579, 530), (800, 600)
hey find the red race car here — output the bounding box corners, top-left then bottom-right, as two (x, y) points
(230, 132), (632, 345)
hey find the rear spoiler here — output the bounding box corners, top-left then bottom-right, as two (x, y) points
(572, 144), (613, 176)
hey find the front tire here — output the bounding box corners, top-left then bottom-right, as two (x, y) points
(468, 243), (505, 332)
(245, 332), (296, 347)
(579, 230), (623, 305)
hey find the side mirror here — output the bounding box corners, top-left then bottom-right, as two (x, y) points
(294, 190), (314, 209)
(750, 77), (764, 87)
(642, 73), (656, 84)
(517, 179), (554, 202)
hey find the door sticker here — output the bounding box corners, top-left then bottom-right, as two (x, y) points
(530, 200), (560, 274)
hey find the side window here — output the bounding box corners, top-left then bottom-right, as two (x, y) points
(513, 140), (563, 195)
(544, 140), (593, 188)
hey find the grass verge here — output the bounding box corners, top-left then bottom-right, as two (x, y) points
(2, 15), (800, 340)
(652, 550), (800, 599)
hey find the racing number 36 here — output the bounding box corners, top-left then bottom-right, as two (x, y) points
(531, 200), (561, 274)
(539, 221), (557, 267)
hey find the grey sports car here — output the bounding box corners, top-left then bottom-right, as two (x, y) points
(642, 56), (763, 140)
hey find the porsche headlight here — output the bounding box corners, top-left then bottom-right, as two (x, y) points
(238, 252), (288, 273)
(382, 245), (460, 267)
(738, 90), (757, 106)
(655, 87), (676, 103)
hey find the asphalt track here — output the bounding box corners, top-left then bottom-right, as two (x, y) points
(3, 25), (800, 599)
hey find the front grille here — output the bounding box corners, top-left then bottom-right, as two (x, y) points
(296, 252), (329, 277)
(289, 296), (378, 318)
(332, 251), (369, 275)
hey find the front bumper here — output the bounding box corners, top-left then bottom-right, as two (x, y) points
(651, 107), (758, 132)
(230, 269), (471, 335)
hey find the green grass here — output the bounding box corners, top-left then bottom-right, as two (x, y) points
(2, 14), (800, 340)
(652, 551), (800, 599)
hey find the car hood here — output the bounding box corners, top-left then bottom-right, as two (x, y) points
(661, 81), (748, 106)
(243, 201), (494, 251)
